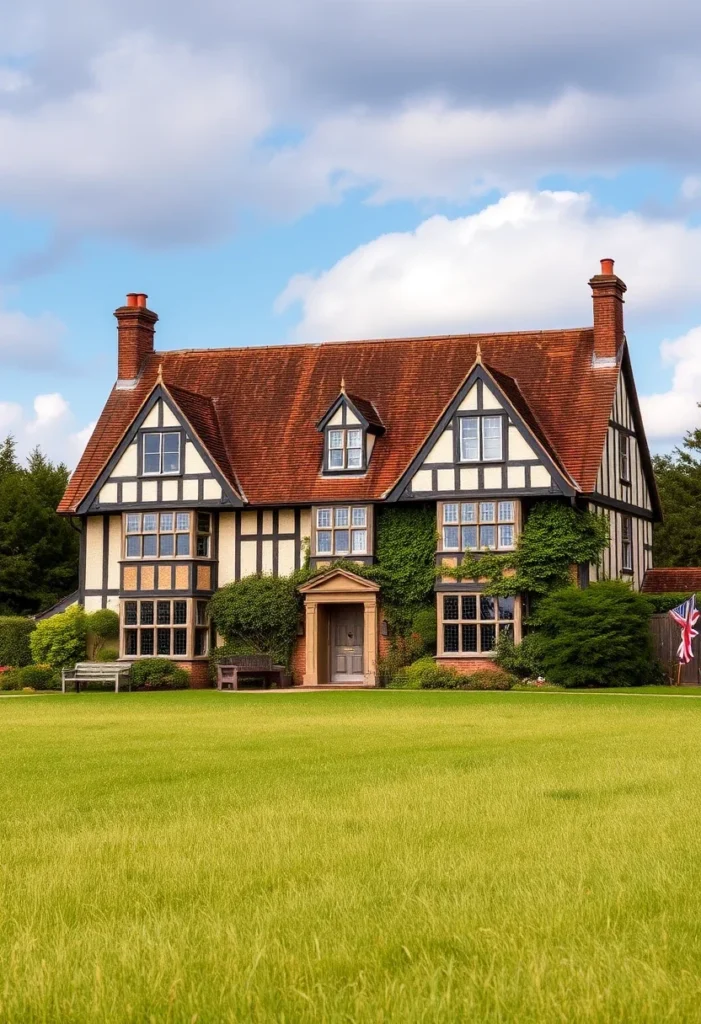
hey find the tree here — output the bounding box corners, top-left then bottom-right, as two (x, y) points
(0, 437), (79, 615)
(653, 422), (701, 566)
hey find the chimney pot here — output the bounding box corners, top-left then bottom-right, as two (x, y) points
(126, 293), (139, 307)
(600, 258), (615, 276)
(589, 259), (626, 362)
(136, 293), (148, 308)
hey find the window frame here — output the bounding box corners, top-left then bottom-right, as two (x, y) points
(121, 597), (211, 660)
(619, 432), (631, 485)
(141, 430), (182, 476)
(621, 515), (633, 573)
(458, 414), (504, 463)
(439, 500), (519, 553)
(325, 426), (366, 473)
(312, 505), (372, 557)
(439, 592), (518, 657)
(122, 510), (212, 561)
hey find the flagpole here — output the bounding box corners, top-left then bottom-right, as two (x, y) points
(676, 661), (682, 687)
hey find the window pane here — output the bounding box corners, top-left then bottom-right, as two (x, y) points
(174, 629), (188, 655)
(347, 429), (362, 448)
(194, 629), (208, 657)
(156, 601), (171, 625)
(347, 448), (362, 469)
(498, 501), (514, 522)
(480, 596), (496, 620)
(140, 630), (154, 656)
(140, 602), (154, 625)
(160, 513), (173, 531)
(126, 536), (141, 558)
(480, 624), (497, 651)
(157, 629), (171, 656)
(443, 526), (459, 550)
(444, 624), (459, 652)
(196, 601), (208, 626)
(124, 630), (137, 656)
(144, 434), (160, 454)
(143, 514), (157, 532)
(163, 450), (180, 473)
(461, 596), (477, 621)
(443, 503), (458, 524)
(480, 502), (495, 522)
(328, 448), (344, 469)
(500, 623), (514, 642)
(335, 507), (349, 527)
(352, 507), (367, 526)
(143, 453), (160, 474)
(622, 517), (631, 540)
(174, 601), (187, 625)
(317, 531), (332, 554)
(351, 530), (367, 553)
(126, 514), (140, 533)
(335, 530), (350, 554)
(143, 534), (158, 557)
(444, 596), (459, 620)
(498, 525), (514, 549)
(462, 624), (478, 652)
(480, 525), (496, 549)
(329, 430), (344, 449)
(160, 534), (175, 557)
(317, 508), (331, 528)
(482, 417), (502, 460)
(196, 513), (209, 533)
(461, 503), (477, 523)
(498, 597), (515, 620)
(460, 418), (479, 460)
(461, 525), (478, 550)
(163, 433), (180, 453)
(177, 513), (191, 531)
(177, 534), (191, 556)
(124, 601), (138, 626)
(195, 536), (208, 557)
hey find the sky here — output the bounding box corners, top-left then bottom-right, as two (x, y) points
(2, 0), (701, 467)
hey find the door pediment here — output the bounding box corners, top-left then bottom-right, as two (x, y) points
(298, 567), (380, 595)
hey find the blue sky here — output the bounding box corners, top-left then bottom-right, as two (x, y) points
(2, 0), (701, 464)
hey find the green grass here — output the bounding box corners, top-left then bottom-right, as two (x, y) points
(3, 690), (701, 1022)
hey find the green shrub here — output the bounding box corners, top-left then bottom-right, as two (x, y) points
(16, 665), (59, 690)
(129, 658), (190, 690)
(494, 630), (546, 678)
(0, 668), (20, 690)
(96, 645), (120, 662)
(29, 605), (87, 669)
(391, 656), (461, 690)
(644, 592), (700, 614)
(209, 575), (301, 669)
(0, 617), (36, 667)
(410, 607), (437, 654)
(86, 609), (120, 657)
(466, 670), (517, 690)
(537, 579), (656, 688)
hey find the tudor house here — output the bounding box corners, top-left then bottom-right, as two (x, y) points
(58, 260), (660, 686)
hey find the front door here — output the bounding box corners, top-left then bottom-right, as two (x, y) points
(331, 604), (364, 682)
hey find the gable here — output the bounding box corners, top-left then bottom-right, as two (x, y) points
(387, 366), (576, 501)
(77, 388), (242, 513)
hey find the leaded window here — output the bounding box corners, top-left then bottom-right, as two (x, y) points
(441, 593), (516, 655)
(123, 599), (188, 658)
(441, 501), (516, 552)
(316, 506), (368, 555)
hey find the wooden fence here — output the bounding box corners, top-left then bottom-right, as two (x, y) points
(651, 614), (701, 685)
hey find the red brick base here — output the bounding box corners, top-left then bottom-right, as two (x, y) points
(181, 661), (211, 688)
(291, 637), (306, 686)
(436, 657), (499, 675)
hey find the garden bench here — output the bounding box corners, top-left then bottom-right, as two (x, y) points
(216, 655), (288, 690)
(62, 662), (131, 694)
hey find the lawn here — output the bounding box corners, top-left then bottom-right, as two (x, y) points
(2, 690), (701, 1022)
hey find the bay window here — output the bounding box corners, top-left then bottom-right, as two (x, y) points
(441, 501), (517, 552)
(440, 593), (516, 655)
(122, 597), (211, 659)
(459, 416), (503, 462)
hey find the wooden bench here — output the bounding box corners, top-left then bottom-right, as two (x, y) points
(216, 655), (288, 690)
(62, 662), (131, 693)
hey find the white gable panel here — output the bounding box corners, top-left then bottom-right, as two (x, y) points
(508, 426), (537, 461)
(482, 388), (503, 410)
(424, 429), (453, 464)
(185, 441), (208, 474)
(162, 403), (179, 427)
(345, 407), (360, 425)
(143, 403), (160, 428)
(111, 443), (138, 478)
(412, 469), (433, 492)
(458, 385), (478, 411)
(329, 407), (343, 426)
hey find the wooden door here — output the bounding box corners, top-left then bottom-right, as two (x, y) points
(331, 605), (364, 682)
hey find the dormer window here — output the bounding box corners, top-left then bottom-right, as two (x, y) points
(328, 428), (363, 471)
(459, 415), (503, 462)
(316, 385), (386, 477)
(143, 432), (181, 475)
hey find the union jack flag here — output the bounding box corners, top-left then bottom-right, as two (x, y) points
(669, 595), (700, 664)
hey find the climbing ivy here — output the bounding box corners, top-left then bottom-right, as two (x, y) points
(441, 502), (609, 597)
(372, 506), (437, 631)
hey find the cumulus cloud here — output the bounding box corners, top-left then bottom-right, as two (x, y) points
(0, 301), (67, 367)
(640, 328), (701, 442)
(0, 392), (94, 467)
(1, 1), (701, 246)
(277, 190), (701, 341)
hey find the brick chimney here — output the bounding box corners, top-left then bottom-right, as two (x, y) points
(589, 258), (626, 363)
(115, 293), (158, 384)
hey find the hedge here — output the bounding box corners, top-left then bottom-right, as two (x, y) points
(0, 617), (36, 668)
(644, 592), (701, 614)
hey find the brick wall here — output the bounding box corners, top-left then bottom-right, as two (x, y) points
(182, 661), (211, 688)
(291, 636), (306, 686)
(115, 299), (158, 380)
(435, 657), (499, 675)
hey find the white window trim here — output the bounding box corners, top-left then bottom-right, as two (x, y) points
(315, 506), (369, 555)
(459, 415), (504, 463)
(142, 431), (182, 476)
(440, 501), (517, 553)
(326, 427), (365, 472)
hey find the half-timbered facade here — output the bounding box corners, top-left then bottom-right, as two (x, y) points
(58, 261), (660, 685)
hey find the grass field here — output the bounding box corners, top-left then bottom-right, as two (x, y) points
(3, 690), (701, 1022)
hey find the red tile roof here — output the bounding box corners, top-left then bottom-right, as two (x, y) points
(58, 327), (621, 513)
(641, 569), (701, 594)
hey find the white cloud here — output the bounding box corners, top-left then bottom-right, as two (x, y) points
(0, 302), (66, 367)
(278, 190), (701, 341)
(0, 392), (94, 467)
(640, 327), (701, 441)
